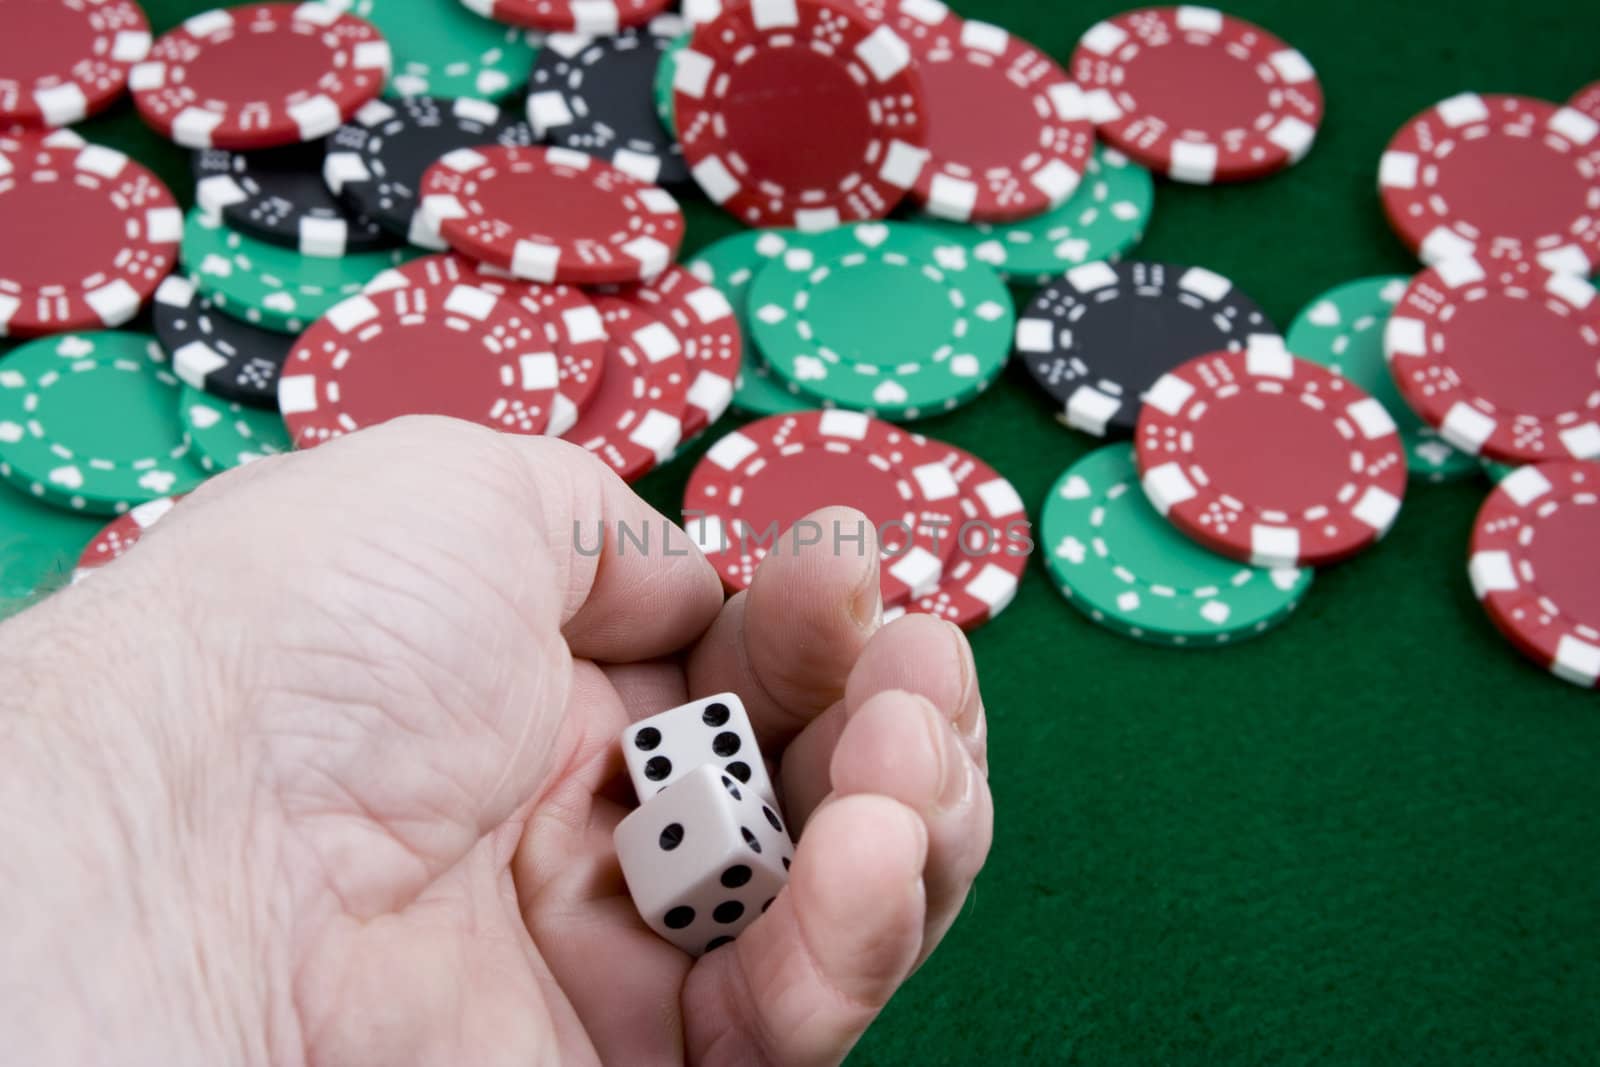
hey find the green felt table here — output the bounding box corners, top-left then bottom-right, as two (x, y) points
(5, 0), (1600, 1060)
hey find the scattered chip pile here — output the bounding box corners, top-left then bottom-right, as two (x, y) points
(1, 0), (1597, 697)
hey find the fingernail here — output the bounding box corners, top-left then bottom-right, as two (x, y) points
(925, 704), (970, 810)
(940, 619), (980, 741)
(942, 618), (971, 691)
(850, 564), (883, 632)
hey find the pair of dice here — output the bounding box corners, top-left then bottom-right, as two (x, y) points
(615, 692), (794, 957)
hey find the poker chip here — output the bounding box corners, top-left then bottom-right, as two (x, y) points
(0, 126), (86, 150)
(1384, 257), (1600, 465)
(652, 30), (689, 135)
(0, 141), (181, 339)
(179, 385), (291, 471)
(323, 96), (535, 246)
(0, 0), (151, 127)
(683, 410), (966, 605)
(1379, 93), (1600, 273)
(1470, 462), (1600, 688)
(0, 332), (207, 514)
(180, 208), (416, 334)
(1070, 7), (1323, 184)
(193, 141), (392, 257)
(1570, 81), (1600, 123)
(417, 145), (684, 284)
(1287, 276), (1477, 483)
(362, 249), (488, 293)
(564, 296), (690, 482)
(750, 222), (1013, 420)
(365, 253), (608, 435)
(527, 15), (689, 185)
(130, 2), (391, 150)
(1013, 261), (1276, 437)
(673, 0), (930, 231)
(1042, 444), (1311, 646)
(614, 264), (739, 440)
(151, 275), (294, 408)
(686, 230), (813, 418)
(1136, 337), (1409, 568)
(327, 0), (541, 101)
(914, 144), (1154, 284)
(463, 0), (672, 33)
(679, 0), (728, 25)
(73, 495), (181, 581)
(891, 3), (1093, 223)
(899, 442), (1031, 632)
(279, 280), (562, 447)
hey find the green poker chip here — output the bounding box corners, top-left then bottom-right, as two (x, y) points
(179, 386), (293, 472)
(750, 222), (1015, 420)
(181, 210), (417, 334)
(686, 230), (814, 418)
(0, 332), (208, 515)
(335, 0), (540, 101)
(914, 145), (1155, 284)
(1286, 276), (1478, 484)
(1042, 445), (1314, 647)
(653, 30), (689, 136)
(0, 482), (103, 612)
(653, 31), (688, 135)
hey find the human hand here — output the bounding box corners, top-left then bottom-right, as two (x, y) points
(0, 417), (992, 1067)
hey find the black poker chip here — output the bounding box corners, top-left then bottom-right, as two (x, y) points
(322, 96), (535, 247)
(191, 141), (394, 257)
(1012, 260), (1279, 436)
(151, 275), (293, 409)
(525, 13), (689, 186)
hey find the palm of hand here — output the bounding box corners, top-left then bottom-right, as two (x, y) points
(12, 421), (991, 1067)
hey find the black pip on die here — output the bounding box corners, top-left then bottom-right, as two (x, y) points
(613, 764), (794, 956)
(621, 692), (777, 807)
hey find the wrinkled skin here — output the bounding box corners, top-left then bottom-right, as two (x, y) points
(0, 418), (993, 1067)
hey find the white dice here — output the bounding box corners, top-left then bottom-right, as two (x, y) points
(613, 763), (794, 956)
(621, 692), (777, 808)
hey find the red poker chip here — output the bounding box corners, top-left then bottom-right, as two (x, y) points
(1135, 338), (1409, 568)
(366, 253), (607, 436)
(463, 0), (670, 33)
(682, 410), (968, 605)
(73, 495), (181, 581)
(504, 281), (607, 436)
(0, 0), (151, 127)
(418, 145), (685, 285)
(612, 264), (740, 441)
(1571, 81), (1600, 123)
(1383, 257), (1600, 466)
(130, 2), (390, 150)
(1070, 6), (1323, 185)
(673, 0), (930, 231)
(563, 296), (691, 483)
(278, 280), (562, 447)
(1470, 461), (1600, 688)
(890, 4), (1093, 222)
(899, 443), (1031, 631)
(0, 141), (181, 338)
(1379, 93), (1600, 274)
(840, 0), (887, 18)
(1, 125), (86, 150)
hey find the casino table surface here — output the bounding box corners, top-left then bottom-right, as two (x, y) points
(5, 0), (1600, 1061)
